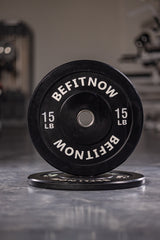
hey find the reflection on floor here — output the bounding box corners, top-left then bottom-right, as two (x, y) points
(0, 127), (160, 240)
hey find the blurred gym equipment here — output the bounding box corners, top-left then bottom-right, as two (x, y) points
(120, 6), (160, 132)
(0, 21), (33, 128)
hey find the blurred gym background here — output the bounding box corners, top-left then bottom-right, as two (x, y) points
(0, 0), (160, 132)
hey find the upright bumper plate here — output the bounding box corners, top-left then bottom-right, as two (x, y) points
(28, 60), (143, 176)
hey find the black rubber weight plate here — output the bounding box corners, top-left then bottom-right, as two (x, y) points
(28, 60), (143, 176)
(28, 171), (145, 190)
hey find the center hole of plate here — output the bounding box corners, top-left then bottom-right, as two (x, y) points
(77, 109), (95, 128)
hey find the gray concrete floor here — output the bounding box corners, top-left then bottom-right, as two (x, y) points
(0, 127), (160, 240)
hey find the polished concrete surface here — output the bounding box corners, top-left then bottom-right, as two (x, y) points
(0, 127), (160, 240)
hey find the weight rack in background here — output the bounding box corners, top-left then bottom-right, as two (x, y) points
(119, 14), (160, 132)
(0, 21), (34, 128)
